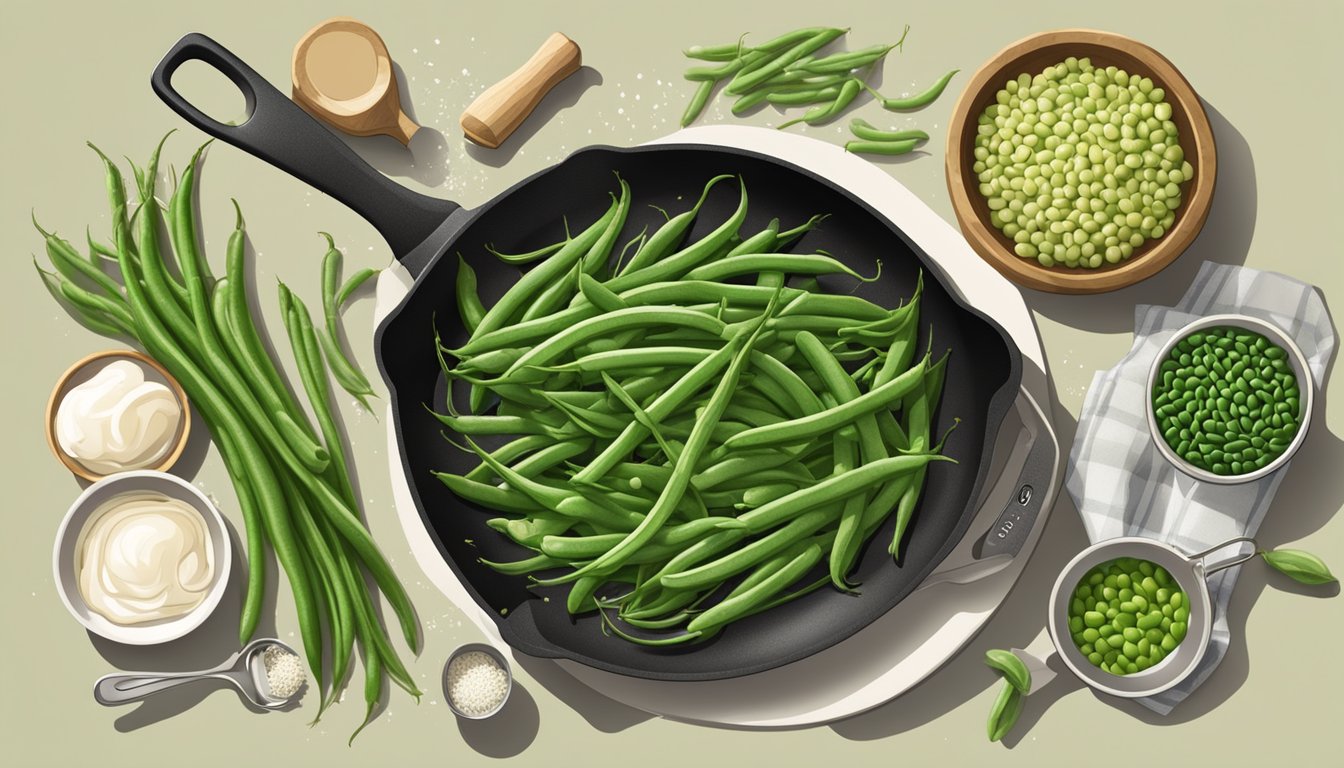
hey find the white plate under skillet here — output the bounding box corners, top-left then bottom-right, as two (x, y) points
(377, 126), (1062, 728)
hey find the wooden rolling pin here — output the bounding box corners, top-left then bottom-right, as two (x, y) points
(460, 33), (582, 149)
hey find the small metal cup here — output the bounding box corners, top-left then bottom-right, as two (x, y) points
(1146, 313), (1313, 484)
(1048, 535), (1255, 698)
(443, 642), (513, 719)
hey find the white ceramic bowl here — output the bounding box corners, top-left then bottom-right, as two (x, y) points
(52, 470), (232, 645)
(1146, 313), (1313, 484)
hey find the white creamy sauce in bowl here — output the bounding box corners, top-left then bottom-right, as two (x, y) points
(75, 491), (215, 626)
(55, 360), (182, 475)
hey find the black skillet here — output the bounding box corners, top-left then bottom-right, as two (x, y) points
(152, 33), (1022, 682)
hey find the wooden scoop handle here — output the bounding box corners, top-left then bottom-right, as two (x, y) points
(460, 33), (581, 149)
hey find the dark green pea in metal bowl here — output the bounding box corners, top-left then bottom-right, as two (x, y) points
(1146, 314), (1313, 484)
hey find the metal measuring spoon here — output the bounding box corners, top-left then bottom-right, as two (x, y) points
(93, 638), (303, 709)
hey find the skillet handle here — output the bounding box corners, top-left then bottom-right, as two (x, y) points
(151, 33), (459, 257)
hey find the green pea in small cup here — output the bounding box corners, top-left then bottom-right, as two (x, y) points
(1145, 313), (1313, 484)
(1047, 535), (1255, 698)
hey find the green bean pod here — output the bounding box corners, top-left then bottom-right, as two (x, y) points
(881, 69), (959, 110)
(778, 78), (864, 128)
(456, 256), (487, 333)
(687, 543), (823, 632)
(681, 80), (716, 127)
(726, 28), (848, 94)
(845, 139), (921, 156)
(849, 118), (930, 143)
(800, 43), (896, 75)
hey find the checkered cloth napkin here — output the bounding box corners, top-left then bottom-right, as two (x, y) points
(1065, 262), (1335, 714)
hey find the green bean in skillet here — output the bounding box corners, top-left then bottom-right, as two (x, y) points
(681, 252), (879, 283)
(525, 178), (631, 322)
(427, 175), (962, 643)
(471, 196), (618, 339)
(724, 353), (930, 450)
(890, 352), (950, 557)
(487, 236), (569, 266)
(687, 542), (823, 633)
(878, 68), (959, 110)
(602, 178), (748, 293)
(539, 312), (772, 585)
(731, 453), (952, 535)
(797, 331), (887, 588)
(456, 255), (487, 333)
(615, 174), (725, 282)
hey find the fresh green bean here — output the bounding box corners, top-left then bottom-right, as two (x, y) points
(682, 80), (715, 127)
(486, 238), (568, 266)
(726, 28), (849, 94)
(725, 353), (929, 450)
(849, 118), (930, 143)
(845, 139), (921, 156)
(471, 197), (618, 339)
(800, 42), (896, 75)
(336, 267), (379, 308)
(880, 69), (959, 110)
(766, 86), (842, 106)
(687, 543), (823, 632)
(682, 252), (878, 283)
(778, 78), (864, 128)
(542, 309), (772, 585)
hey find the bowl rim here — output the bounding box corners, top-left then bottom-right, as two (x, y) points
(51, 469), (232, 645)
(45, 349), (192, 483)
(944, 28), (1218, 294)
(443, 642), (514, 719)
(1144, 313), (1314, 484)
(1047, 536), (1211, 697)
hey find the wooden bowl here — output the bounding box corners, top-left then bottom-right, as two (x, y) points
(945, 29), (1216, 294)
(45, 349), (192, 482)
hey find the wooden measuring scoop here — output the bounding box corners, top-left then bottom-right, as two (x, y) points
(461, 33), (582, 149)
(292, 17), (420, 145)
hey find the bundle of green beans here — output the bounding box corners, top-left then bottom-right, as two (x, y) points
(33, 136), (417, 740)
(437, 174), (956, 645)
(680, 26), (906, 128)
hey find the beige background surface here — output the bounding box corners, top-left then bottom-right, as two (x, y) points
(3, 1), (1340, 765)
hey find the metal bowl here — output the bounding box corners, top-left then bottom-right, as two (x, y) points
(1146, 313), (1313, 484)
(1048, 535), (1254, 698)
(442, 643), (513, 719)
(52, 470), (232, 645)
